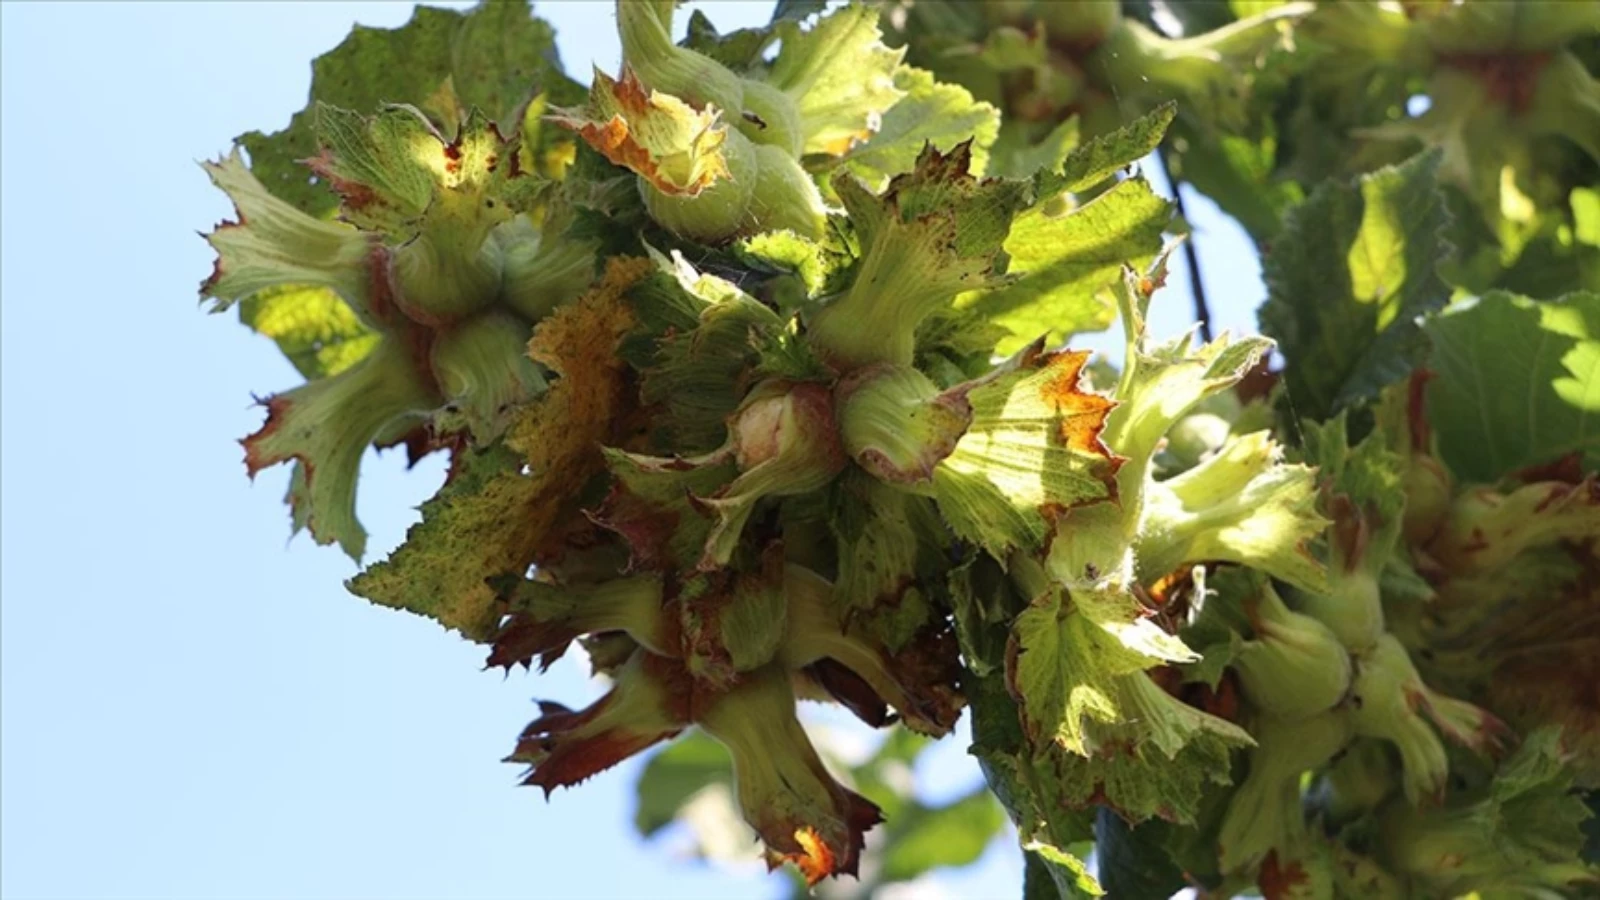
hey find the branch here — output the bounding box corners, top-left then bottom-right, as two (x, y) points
(1155, 148), (1212, 344)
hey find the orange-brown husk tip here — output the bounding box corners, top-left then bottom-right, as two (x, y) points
(697, 665), (883, 882)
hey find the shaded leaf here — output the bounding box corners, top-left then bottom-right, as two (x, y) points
(1425, 290), (1600, 482)
(1260, 150), (1453, 420)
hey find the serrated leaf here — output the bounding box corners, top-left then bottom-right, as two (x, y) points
(836, 67), (1001, 187)
(734, 228), (849, 299)
(1108, 326), (1275, 477)
(237, 1), (577, 216)
(348, 258), (651, 637)
(683, 10), (777, 71)
(766, 4), (905, 156)
(1023, 842), (1104, 900)
(1035, 103), (1175, 198)
(1425, 290), (1600, 482)
(1165, 118), (1303, 243)
(958, 176), (1173, 354)
(771, 0), (826, 23)
(447, 0), (583, 123)
(1260, 150), (1453, 420)
(627, 255), (794, 453)
(1009, 587), (1201, 758)
(592, 448), (735, 572)
(987, 118), (1081, 183)
(1382, 727), (1595, 896)
(1038, 707), (1246, 825)
(238, 285), (380, 380)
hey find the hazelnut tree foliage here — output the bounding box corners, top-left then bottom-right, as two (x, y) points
(199, 0), (1600, 896)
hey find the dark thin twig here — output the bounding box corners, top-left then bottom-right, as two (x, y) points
(1155, 148), (1212, 343)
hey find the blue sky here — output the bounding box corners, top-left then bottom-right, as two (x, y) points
(0, 3), (1261, 898)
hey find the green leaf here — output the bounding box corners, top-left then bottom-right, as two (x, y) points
(1165, 119), (1303, 243)
(734, 228), (849, 299)
(633, 731), (733, 837)
(238, 285), (380, 380)
(771, 0), (825, 23)
(1036, 709), (1246, 825)
(1035, 103), (1175, 198)
(1424, 290), (1600, 482)
(447, 0), (583, 122)
(1139, 431), (1330, 593)
(878, 789), (1006, 883)
(1022, 841), (1104, 899)
(831, 479), (923, 619)
(809, 142), (1028, 368)
(1092, 808), (1188, 900)
(958, 177), (1173, 354)
(237, 1), (577, 215)
(683, 10), (777, 71)
(987, 118), (1081, 183)
(836, 67), (1001, 187)
(1382, 727), (1595, 895)
(766, 4), (905, 156)
(1010, 587), (1201, 758)
(626, 256), (790, 453)
(1106, 325), (1275, 485)
(1260, 150), (1453, 420)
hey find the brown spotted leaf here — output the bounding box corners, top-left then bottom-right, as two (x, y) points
(347, 258), (651, 639)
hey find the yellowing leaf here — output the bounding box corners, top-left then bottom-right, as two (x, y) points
(766, 4), (905, 156)
(238, 285), (379, 380)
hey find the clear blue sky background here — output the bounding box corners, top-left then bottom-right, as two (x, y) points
(0, 3), (1260, 898)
